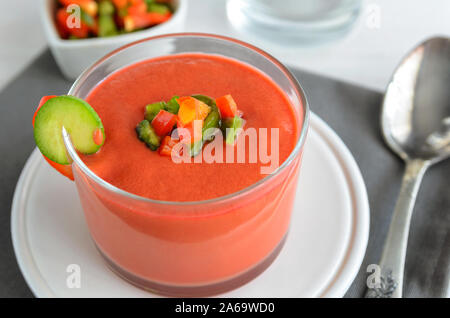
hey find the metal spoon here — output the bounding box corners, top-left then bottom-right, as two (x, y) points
(366, 37), (450, 298)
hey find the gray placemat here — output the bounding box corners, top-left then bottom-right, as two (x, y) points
(0, 50), (448, 298)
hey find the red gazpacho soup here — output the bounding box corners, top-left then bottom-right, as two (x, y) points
(81, 53), (300, 201)
(66, 52), (304, 292)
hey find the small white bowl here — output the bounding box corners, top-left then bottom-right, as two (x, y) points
(40, 0), (187, 79)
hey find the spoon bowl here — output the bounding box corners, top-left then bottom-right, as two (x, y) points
(381, 37), (450, 163)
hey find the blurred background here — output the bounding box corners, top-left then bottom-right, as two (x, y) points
(1, 0), (449, 92)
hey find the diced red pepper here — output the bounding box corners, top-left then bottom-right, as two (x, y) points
(56, 9), (71, 36)
(70, 21), (90, 38)
(56, 8), (90, 39)
(151, 110), (177, 137)
(128, 0), (147, 15)
(58, 0), (98, 17)
(32, 96), (74, 180)
(216, 94), (237, 118)
(147, 11), (172, 24)
(159, 136), (179, 156)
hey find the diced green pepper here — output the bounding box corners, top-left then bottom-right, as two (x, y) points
(99, 0), (115, 15)
(192, 95), (221, 141)
(192, 94), (216, 108)
(118, 7), (128, 17)
(145, 102), (166, 122)
(99, 14), (118, 37)
(98, 1), (118, 37)
(164, 96), (180, 114)
(147, 2), (171, 14)
(136, 120), (161, 151)
(80, 10), (95, 27)
(202, 110), (220, 141)
(222, 116), (245, 145)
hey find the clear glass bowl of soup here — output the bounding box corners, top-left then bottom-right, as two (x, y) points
(64, 33), (309, 296)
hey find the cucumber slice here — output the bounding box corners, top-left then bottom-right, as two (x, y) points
(33, 95), (105, 165)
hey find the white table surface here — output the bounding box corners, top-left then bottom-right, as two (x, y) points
(1, 0), (449, 92)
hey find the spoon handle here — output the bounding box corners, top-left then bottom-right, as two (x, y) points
(366, 159), (429, 298)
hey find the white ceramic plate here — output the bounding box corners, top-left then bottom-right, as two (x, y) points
(11, 113), (369, 298)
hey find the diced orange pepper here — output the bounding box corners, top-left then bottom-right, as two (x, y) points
(216, 94), (237, 118)
(177, 96), (210, 125)
(177, 97), (196, 125)
(124, 11), (172, 31)
(195, 99), (211, 121)
(82, 1), (98, 17)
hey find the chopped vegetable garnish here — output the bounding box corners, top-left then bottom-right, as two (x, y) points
(57, 8), (90, 38)
(145, 101), (166, 122)
(177, 97), (197, 125)
(202, 109), (220, 141)
(159, 136), (178, 156)
(165, 96), (180, 114)
(190, 140), (203, 157)
(135, 94), (244, 156)
(124, 11), (171, 32)
(222, 116), (246, 145)
(216, 94), (237, 119)
(151, 110), (177, 137)
(178, 96), (211, 125)
(98, 0), (118, 37)
(178, 120), (203, 145)
(112, 0), (128, 9)
(195, 99), (211, 121)
(136, 120), (161, 151)
(147, 2), (170, 14)
(54, 0), (174, 40)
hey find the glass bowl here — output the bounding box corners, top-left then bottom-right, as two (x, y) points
(64, 33), (309, 296)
